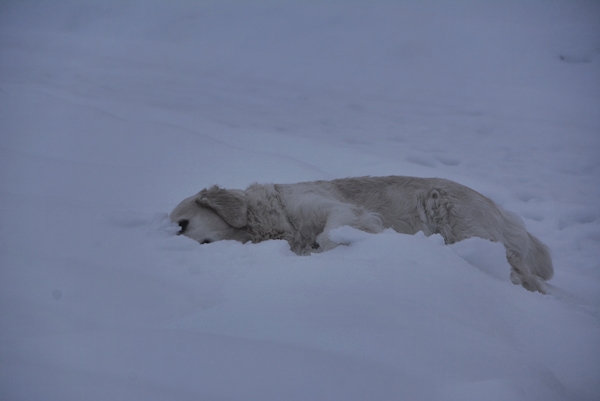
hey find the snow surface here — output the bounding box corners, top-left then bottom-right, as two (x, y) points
(1, 1), (599, 400)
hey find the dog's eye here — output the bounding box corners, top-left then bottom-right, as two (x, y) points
(177, 219), (189, 235)
(201, 239), (212, 245)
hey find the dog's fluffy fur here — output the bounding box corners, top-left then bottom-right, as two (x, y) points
(170, 176), (553, 292)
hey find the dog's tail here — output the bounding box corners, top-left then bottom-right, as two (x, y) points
(500, 209), (554, 292)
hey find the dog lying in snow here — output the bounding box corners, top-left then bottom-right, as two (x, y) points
(170, 176), (553, 293)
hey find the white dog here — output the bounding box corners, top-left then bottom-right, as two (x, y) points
(170, 176), (553, 293)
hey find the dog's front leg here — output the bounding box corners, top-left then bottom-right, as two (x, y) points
(313, 206), (383, 253)
(309, 209), (354, 253)
(315, 230), (340, 253)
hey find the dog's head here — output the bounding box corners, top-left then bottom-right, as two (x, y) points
(170, 186), (252, 245)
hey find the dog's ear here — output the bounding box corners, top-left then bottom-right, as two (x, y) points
(196, 186), (247, 228)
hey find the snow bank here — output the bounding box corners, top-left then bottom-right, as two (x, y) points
(1, 1), (599, 400)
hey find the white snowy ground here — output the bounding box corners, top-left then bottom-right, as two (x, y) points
(1, 1), (599, 400)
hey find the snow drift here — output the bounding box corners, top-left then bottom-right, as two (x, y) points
(1, 1), (599, 400)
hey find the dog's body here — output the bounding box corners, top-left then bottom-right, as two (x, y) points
(170, 176), (553, 292)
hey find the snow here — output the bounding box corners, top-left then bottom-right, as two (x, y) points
(1, 0), (599, 400)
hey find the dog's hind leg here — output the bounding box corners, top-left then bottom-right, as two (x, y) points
(422, 186), (553, 293)
(496, 210), (554, 293)
(506, 249), (548, 293)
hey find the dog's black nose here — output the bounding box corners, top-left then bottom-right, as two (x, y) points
(177, 219), (189, 235)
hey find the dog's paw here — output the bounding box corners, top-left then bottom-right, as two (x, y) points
(510, 270), (548, 294)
